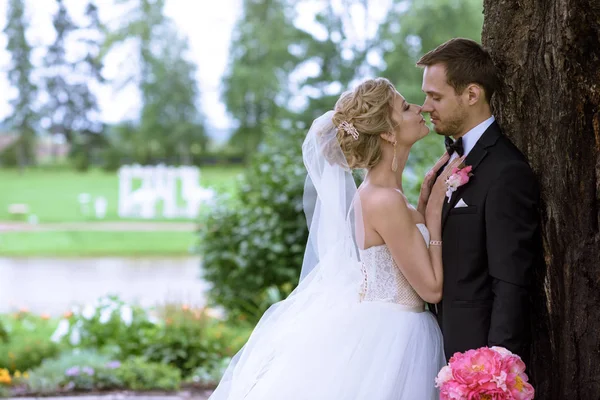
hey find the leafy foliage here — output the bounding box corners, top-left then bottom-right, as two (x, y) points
(0, 312), (62, 373)
(199, 124), (308, 322)
(222, 0), (310, 154)
(102, 0), (208, 165)
(52, 295), (158, 359)
(143, 304), (250, 377)
(3, 0), (38, 169)
(115, 357), (181, 391)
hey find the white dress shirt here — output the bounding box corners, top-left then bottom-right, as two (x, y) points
(449, 116), (496, 163)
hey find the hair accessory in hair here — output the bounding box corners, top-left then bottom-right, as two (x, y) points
(339, 121), (359, 140)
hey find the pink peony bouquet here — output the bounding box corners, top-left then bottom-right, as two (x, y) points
(435, 346), (535, 399)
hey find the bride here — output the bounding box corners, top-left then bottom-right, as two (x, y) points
(209, 78), (462, 399)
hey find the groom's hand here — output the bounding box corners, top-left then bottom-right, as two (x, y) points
(417, 152), (450, 215)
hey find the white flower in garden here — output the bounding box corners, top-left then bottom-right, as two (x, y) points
(69, 326), (81, 346)
(51, 319), (70, 343)
(81, 304), (95, 320)
(205, 307), (225, 320)
(147, 311), (159, 325)
(120, 305), (133, 326)
(98, 296), (112, 307)
(99, 307), (113, 324)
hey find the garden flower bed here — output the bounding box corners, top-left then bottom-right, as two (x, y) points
(0, 296), (250, 398)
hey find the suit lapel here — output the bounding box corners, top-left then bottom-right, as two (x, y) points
(441, 122), (502, 228)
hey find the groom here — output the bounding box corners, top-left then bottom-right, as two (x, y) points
(418, 38), (541, 362)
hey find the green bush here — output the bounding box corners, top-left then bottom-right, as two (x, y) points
(99, 145), (125, 172)
(143, 305), (251, 378)
(26, 348), (180, 394)
(0, 313), (62, 373)
(0, 143), (18, 167)
(69, 151), (91, 172)
(184, 321), (252, 386)
(115, 357), (181, 391)
(26, 349), (113, 394)
(0, 138), (34, 168)
(52, 295), (159, 359)
(0, 321), (7, 343)
(198, 126), (308, 322)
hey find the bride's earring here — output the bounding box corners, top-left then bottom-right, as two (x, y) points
(391, 140), (398, 172)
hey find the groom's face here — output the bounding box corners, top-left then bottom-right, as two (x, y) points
(421, 64), (468, 138)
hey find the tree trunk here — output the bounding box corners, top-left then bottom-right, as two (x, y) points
(482, 1), (600, 398)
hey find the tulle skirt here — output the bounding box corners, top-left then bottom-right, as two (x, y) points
(210, 300), (445, 400)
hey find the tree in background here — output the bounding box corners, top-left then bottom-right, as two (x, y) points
(482, 0), (599, 397)
(138, 26), (207, 165)
(297, 0), (379, 126)
(378, 0), (483, 103)
(104, 0), (207, 165)
(42, 0), (105, 170)
(222, 0), (310, 156)
(3, 0), (38, 171)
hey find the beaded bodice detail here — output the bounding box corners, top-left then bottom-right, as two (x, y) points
(358, 224), (429, 308)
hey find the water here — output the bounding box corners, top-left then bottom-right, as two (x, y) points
(0, 257), (209, 316)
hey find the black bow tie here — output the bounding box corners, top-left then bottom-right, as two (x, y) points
(445, 137), (464, 157)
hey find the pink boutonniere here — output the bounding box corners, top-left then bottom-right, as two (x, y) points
(445, 164), (473, 202)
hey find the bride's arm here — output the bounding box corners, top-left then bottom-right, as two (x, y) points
(368, 157), (463, 304)
(369, 192), (443, 304)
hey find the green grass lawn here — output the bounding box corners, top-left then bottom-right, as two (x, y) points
(0, 231), (197, 257)
(0, 166), (243, 223)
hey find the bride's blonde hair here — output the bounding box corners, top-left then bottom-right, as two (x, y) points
(331, 78), (397, 169)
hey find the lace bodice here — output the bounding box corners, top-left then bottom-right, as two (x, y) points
(358, 224), (429, 309)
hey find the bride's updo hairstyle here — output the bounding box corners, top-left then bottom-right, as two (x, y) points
(331, 78), (397, 169)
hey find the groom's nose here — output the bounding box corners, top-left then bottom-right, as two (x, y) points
(421, 100), (434, 113)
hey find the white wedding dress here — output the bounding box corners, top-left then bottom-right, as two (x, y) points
(211, 224), (445, 400)
(209, 112), (445, 400)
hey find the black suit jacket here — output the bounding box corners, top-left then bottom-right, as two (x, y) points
(433, 122), (540, 362)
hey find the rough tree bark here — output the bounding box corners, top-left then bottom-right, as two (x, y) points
(482, 0), (600, 398)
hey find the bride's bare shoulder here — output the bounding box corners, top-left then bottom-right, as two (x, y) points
(358, 185), (410, 218)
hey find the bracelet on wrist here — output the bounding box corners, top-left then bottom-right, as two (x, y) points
(429, 240), (443, 246)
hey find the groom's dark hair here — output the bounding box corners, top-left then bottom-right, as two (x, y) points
(417, 38), (500, 104)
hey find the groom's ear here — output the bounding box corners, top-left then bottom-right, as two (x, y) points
(465, 84), (484, 106)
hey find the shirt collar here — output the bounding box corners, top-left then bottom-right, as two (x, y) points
(460, 116), (495, 156)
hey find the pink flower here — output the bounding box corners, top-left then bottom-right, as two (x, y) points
(437, 346), (534, 400)
(451, 165), (473, 185)
(466, 381), (510, 399)
(445, 165), (473, 201)
(502, 355), (526, 375)
(435, 365), (454, 387)
(507, 372), (535, 400)
(450, 348), (501, 386)
(439, 381), (470, 400)
(490, 346), (514, 357)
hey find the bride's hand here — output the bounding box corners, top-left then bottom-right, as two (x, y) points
(426, 156), (465, 213)
(424, 156), (465, 240)
(417, 152), (450, 215)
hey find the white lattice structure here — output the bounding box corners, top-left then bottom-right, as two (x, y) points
(118, 164), (215, 219)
